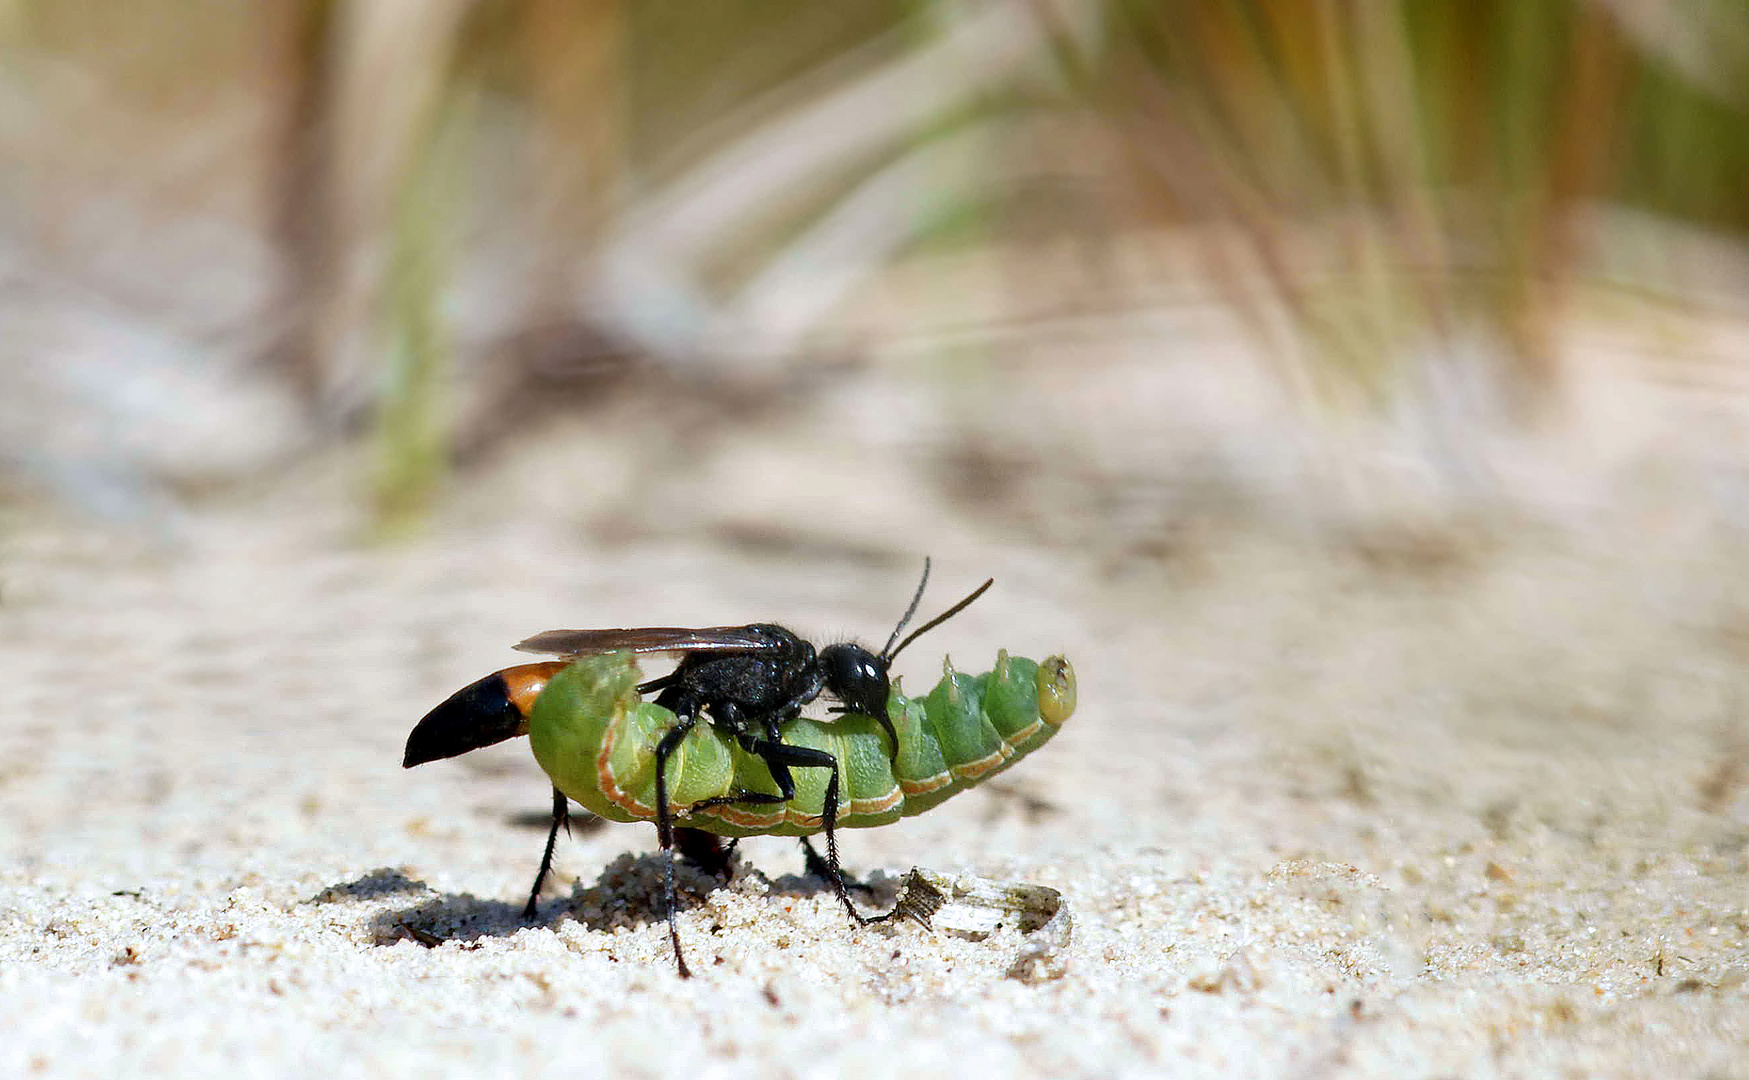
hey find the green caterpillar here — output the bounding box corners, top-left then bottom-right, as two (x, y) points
(529, 649), (1077, 837)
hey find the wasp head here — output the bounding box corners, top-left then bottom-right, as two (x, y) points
(819, 642), (891, 719)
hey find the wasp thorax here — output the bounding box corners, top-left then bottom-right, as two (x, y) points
(819, 643), (890, 718)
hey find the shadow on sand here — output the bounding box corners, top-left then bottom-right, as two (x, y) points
(318, 848), (899, 949)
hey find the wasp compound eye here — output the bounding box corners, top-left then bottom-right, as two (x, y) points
(820, 643), (890, 718)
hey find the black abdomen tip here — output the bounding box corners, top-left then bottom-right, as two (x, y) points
(403, 672), (528, 767)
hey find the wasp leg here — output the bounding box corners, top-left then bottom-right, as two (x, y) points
(651, 709), (706, 979)
(523, 786), (570, 920)
(685, 739), (867, 928)
(798, 836), (877, 897)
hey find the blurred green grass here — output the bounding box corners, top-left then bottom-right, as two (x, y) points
(2, 0), (1745, 523)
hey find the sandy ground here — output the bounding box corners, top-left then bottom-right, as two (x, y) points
(4, 419), (1749, 1077)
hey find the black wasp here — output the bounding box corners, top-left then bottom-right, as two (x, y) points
(403, 558), (991, 976)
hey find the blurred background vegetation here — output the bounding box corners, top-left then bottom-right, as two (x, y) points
(2, 0), (1746, 551)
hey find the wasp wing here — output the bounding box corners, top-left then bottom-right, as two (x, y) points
(512, 626), (776, 658)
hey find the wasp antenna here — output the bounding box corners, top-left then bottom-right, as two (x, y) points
(887, 576), (993, 663)
(879, 557), (933, 660)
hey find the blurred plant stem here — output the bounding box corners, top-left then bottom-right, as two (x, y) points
(371, 87), (474, 536)
(520, 0), (625, 321)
